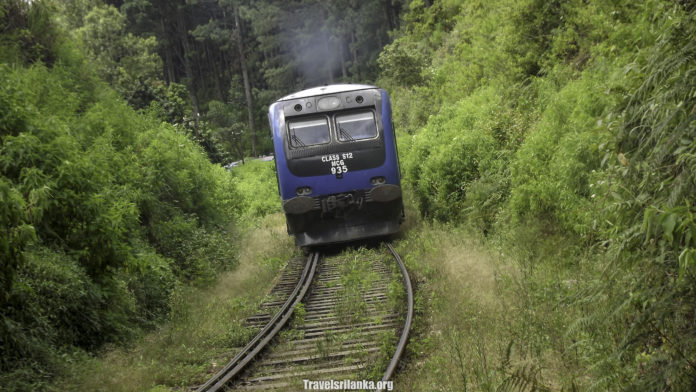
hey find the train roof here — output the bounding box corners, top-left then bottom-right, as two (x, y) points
(276, 84), (377, 101)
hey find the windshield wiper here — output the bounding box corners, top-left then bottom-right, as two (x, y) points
(339, 126), (355, 142)
(290, 130), (306, 147)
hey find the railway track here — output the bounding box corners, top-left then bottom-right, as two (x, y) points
(196, 243), (412, 391)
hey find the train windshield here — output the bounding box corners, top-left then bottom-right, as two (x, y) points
(336, 111), (377, 142)
(287, 117), (330, 148)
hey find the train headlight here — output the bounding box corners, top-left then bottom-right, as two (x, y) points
(317, 96), (340, 110)
(296, 186), (312, 196)
(370, 176), (386, 185)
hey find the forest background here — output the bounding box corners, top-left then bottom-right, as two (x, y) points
(2, 0), (696, 390)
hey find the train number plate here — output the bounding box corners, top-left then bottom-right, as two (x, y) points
(321, 153), (354, 177)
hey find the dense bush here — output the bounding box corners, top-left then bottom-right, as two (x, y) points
(0, 0), (58, 66)
(229, 159), (281, 220)
(405, 88), (502, 224)
(589, 8), (696, 388)
(508, 68), (616, 235)
(0, 3), (240, 389)
(385, 0), (696, 388)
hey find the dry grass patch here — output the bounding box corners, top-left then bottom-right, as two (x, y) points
(394, 223), (509, 391)
(392, 218), (581, 391)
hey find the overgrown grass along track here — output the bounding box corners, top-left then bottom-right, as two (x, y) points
(196, 243), (412, 391)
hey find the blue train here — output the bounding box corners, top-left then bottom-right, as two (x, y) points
(268, 84), (404, 247)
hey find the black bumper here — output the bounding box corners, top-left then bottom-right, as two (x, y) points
(284, 192), (403, 247)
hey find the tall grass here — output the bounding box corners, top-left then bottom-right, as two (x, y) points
(392, 208), (588, 391)
(383, 0), (696, 389)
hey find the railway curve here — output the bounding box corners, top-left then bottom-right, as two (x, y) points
(196, 243), (412, 391)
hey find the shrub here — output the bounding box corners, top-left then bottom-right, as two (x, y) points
(508, 66), (617, 235)
(230, 159), (280, 219)
(0, 0), (58, 66)
(125, 247), (177, 325)
(0, 5), (241, 387)
(388, 1), (696, 389)
(405, 88), (505, 225)
(1, 247), (131, 389)
(585, 7), (696, 388)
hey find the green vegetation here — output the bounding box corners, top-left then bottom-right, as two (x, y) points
(53, 213), (295, 391)
(335, 249), (379, 324)
(393, 210), (579, 390)
(229, 159), (280, 222)
(0, 2), (239, 390)
(382, 0), (696, 389)
(3, 0), (695, 390)
(2, 0), (399, 389)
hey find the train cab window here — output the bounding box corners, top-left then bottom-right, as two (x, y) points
(287, 117), (330, 148)
(336, 111), (377, 142)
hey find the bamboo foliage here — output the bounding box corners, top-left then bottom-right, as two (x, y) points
(0, 3), (240, 388)
(387, 0), (696, 389)
(596, 8), (696, 388)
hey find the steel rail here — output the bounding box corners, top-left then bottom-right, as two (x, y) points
(196, 251), (320, 392)
(378, 243), (414, 391)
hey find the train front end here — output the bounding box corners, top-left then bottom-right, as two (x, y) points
(269, 84), (403, 247)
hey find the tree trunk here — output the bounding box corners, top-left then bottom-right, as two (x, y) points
(339, 39), (347, 79)
(234, 6), (256, 157)
(195, 41), (205, 88)
(208, 43), (224, 100)
(160, 16), (176, 83)
(384, 0), (395, 31)
(350, 30), (359, 80)
(325, 33), (334, 83)
(177, 7), (200, 131)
